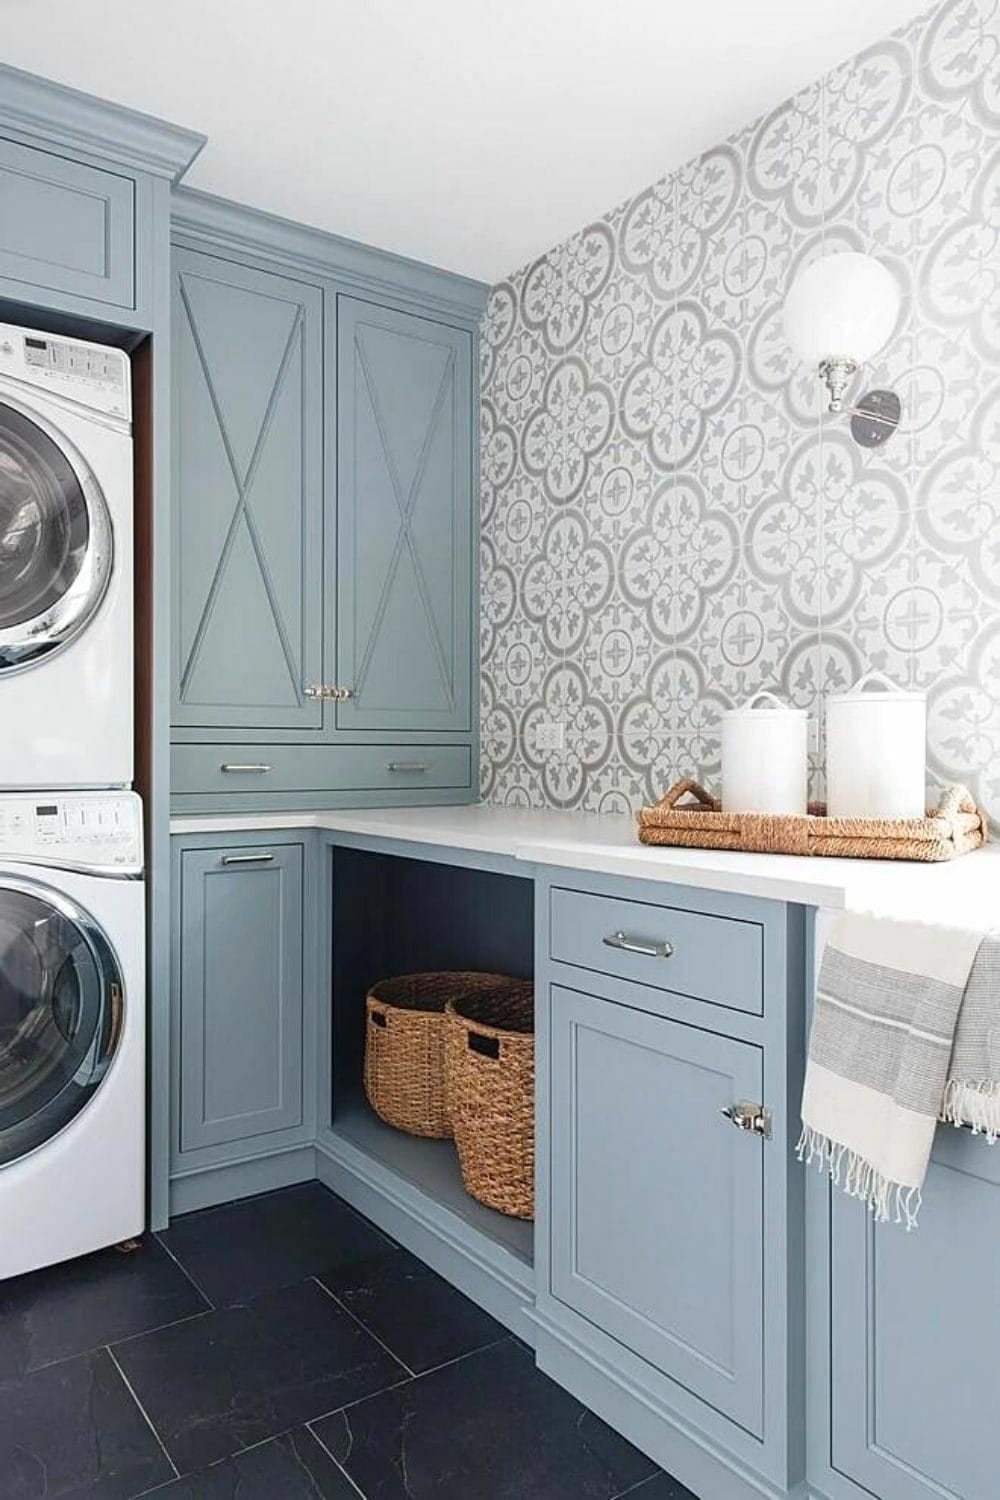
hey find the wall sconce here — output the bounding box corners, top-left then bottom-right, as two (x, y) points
(783, 251), (903, 448)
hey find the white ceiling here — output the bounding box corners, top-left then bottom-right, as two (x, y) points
(1, 0), (931, 284)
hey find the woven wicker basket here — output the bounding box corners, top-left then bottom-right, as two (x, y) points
(445, 980), (535, 1220)
(364, 971), (512, 1139)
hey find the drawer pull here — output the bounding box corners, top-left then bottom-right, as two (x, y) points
(220, 852), (275, 865)
(602, 930), (674, 960)
(721, 1101), (772, 1139)
(220, 763), (272, 774)
(304, 684), (354, 701)
(388, 761), (430, 773)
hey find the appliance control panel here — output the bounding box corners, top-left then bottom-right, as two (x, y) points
(0, 791), (143, 874)
(0, 321), (131, 421)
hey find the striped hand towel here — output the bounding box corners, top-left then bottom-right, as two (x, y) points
(799, 912), (1000, 1229)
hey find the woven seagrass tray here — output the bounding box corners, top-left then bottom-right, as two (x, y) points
(637, 779), (988, 862)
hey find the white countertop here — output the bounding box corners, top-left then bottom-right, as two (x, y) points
(170, 803), (1000, 923)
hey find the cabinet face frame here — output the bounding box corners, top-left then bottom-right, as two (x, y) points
(534, 867), (808, 1496)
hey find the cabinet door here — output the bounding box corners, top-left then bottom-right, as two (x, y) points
(0, 137), (135, 309)
(335, 297), (472, 732)
(550, 986), (765, 1436)
(178, 844), (304, 1152)
(830, 1132), (1000, 1500)
(173, 249), (324, 732)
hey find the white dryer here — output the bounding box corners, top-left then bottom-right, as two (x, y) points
(0, 322), (133, 789)
(0, 790), (144, 1279)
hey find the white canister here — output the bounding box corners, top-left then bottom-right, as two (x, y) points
(721, 692), (809, 815)
(826, 670), (926, 819)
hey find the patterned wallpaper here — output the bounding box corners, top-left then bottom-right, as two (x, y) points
(478, 0), (1000, 824)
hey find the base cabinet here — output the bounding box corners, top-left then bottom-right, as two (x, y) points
(824, 1129), (1000, 1500)
(550, 985), (765, 1437)
(172, 840), (307, 1184)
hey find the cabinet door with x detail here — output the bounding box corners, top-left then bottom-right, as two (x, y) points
(172, 248), (324, 733)
(335, 297), (473, 734)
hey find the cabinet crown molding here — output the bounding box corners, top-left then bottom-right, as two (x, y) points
(170, 186), (489, 324)
(0, 61), (206, 181)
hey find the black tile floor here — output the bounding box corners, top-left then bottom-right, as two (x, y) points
(0, 1182), (694, 1499)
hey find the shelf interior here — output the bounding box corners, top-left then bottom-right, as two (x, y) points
(329, 846), (535, 1268)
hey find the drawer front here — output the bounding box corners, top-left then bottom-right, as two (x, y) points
(550, 886), (763, 1016)
(172, 742), (472, 796)
(0, 138), (134, 308)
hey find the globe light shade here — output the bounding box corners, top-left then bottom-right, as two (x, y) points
(783, 252), (901, 366)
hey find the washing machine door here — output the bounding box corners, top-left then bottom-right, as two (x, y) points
(0, 399), (113, 671)
(0, 878), (124, 1167)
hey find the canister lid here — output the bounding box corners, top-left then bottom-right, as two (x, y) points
(722, 691), (807, 719)
(830, 669), (925, 704)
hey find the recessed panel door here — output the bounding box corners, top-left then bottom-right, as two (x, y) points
(335, 297), (472, 733)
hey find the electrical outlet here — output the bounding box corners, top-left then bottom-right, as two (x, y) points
(534, 720), (565, 752)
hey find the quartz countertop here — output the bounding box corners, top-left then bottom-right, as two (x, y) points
(169, 803), (999, 924)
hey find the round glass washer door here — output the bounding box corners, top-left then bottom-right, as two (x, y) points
(0, 878), (125, 1167)
(0, 400), (113, 672)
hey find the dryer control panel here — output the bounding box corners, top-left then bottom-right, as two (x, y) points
(0, 791), (143, 875)
(0, 321), (131, 421)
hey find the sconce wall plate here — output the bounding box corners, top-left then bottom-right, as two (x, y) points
(850, 389), (901, 449)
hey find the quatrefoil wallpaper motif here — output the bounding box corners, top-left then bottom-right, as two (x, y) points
(480, 0), (1000, 825)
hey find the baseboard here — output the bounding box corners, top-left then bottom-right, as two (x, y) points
(315, 1135), (535, 1344)
(168, 1144), (317, 1215)
(532, 1313), (808, 1500)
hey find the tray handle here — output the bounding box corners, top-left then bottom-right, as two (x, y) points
(654, 778), (721, 812)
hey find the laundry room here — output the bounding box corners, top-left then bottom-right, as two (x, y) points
(0, 3), (998, 1498)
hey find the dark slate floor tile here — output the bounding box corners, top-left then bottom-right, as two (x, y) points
(114, 1277), (406, 1475)
(0, 1347), (173, 1500)
(615, 1472), (696, 1499)
(0, 1237), (208, 1382)
(158, 1182), (389, 1305)
(141, 1426), (357, 1498)
(319, 1244), (506, 1374)
(312, 1336), (657, 1500)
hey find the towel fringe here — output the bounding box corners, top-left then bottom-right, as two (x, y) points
(940, 1078), (1000, 1143)
(796, 1124), (921, 1230)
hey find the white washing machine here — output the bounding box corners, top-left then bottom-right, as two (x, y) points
(0, 322), (133, 789)
(0, 790), (144, 1279)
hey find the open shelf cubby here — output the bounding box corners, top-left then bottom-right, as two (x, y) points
(327, 846), (535, 1268)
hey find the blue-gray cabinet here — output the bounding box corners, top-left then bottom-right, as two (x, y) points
(821, 1128), (1000, 1500)
(0, 136), (136, 311)
(335, 296), (473, 733)
(174, 841), (305, 1156)
(172, 247), (324, 734)
(549, 984), (765, 1436)
(169, 206), (483, 811)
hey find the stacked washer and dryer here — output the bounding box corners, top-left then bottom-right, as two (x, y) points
(0, 322), (145, 1279)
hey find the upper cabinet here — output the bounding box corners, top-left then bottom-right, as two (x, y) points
(336, 298), (472, 734)
(0, 138), (135, 311)
(172, 249), (324, 733)
(169, 198), (486, 811)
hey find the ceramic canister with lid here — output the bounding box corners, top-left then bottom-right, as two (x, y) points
(826, 670), (926, 820)
(721, 691), (809, 815)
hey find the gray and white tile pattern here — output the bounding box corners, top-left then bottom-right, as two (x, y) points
(480, 0), (1000, 824)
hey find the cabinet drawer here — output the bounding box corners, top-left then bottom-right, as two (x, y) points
(550, 887), (763, 1016)
(0, 137), (134, 308)
(172, 742), (472, 796)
